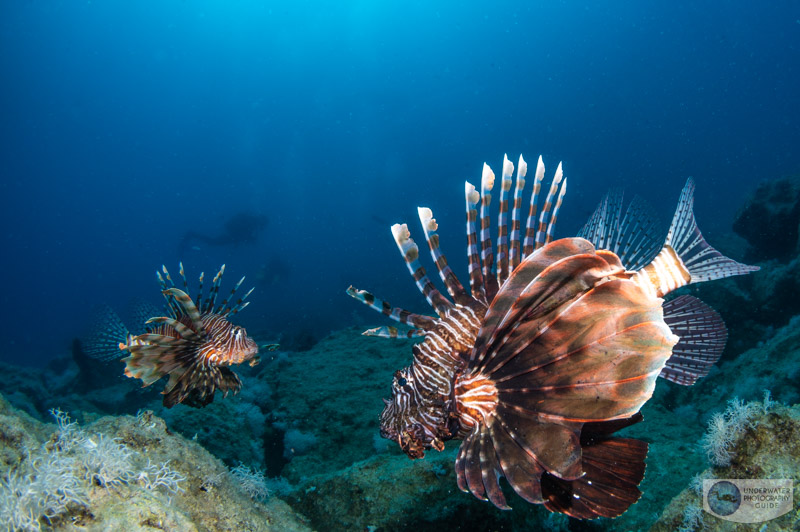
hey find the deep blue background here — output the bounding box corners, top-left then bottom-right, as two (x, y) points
(1, 1), (798, 366)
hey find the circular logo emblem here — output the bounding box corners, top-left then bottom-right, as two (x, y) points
(708, 480), (742, 516)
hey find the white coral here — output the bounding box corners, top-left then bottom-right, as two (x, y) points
(80, 434), (135, 489)
(137, 459), (186, 495)
(701, 397), (759, 466)
(230, 463), (270, 500)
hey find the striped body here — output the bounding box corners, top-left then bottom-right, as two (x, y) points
(631, 245), (691, 298)
(380, 305), (484, 455)
(121, 264), (269, 408)
(127, 313), (256, 367)
(348, 153), (758, 519)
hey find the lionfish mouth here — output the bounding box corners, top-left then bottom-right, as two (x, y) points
(397, 431), (427, 460)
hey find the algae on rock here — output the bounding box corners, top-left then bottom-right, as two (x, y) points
(0, 394), (311, 532)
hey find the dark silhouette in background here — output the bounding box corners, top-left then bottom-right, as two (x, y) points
(180, 212), (268, 253)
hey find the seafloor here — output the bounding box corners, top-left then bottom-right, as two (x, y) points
(1, 177), (799, 531)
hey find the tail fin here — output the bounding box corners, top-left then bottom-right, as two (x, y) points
(665, 178), (760, 283)
(82, 305), (132, 362)
(632, 179), (759, 298)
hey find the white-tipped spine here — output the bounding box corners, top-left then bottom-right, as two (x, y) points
(418, 207), (437, 233)
(465, 182), (480, 205)
(391, 223), (418, 261)
(481, 163), (496, 192)
(502, 154), (514, 184)
(534, 155), (545, 185)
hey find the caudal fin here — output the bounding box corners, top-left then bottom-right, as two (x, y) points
(632, 179), (760, 298)
(665, 178), (760, 283)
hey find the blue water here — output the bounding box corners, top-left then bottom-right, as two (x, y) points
(1, 1), (798, 366)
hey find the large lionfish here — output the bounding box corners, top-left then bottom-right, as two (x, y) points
(348, 154), (758, 518)
(87, 264), (272, 408)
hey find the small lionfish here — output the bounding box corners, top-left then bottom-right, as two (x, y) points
(86, 263), (275, 408)
(348, 154), (758, 518)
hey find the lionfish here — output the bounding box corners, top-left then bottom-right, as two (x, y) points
(348, 154), (758, 518)
(86, 263), (274, 408)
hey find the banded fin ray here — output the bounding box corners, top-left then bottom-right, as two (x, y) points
(658, 295), (727, 385)
(346, 286), (436, 331)
(665, 178), (760, 282)
(522, 156), (546, 257)
(534, 162), (565, 250)
(355, 154), (569, 344)
(508, 154), (528, 273)
(161, 288), (206, 336)
(417, 207), (471, 305)
(465, 182), (487, 305)
(361, 326), (426, 339)
(145, 316), (201, 341)
(578, 191), (663, 271)
(478, 163), (497, 298)
(203, 265), (227, 314)
(392, 223), (454, 317)
(496, 155), (514, 287)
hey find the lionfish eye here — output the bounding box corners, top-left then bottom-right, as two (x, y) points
(397, 377), (407, 387)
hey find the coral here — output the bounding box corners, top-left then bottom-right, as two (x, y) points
(230, 463), (270, 500)
(0, 453), (88, 531)
(677, 503), (705, 532)
(651, 401), (800, 531)
(701, 397), (759, 466)
(79, 433), (136, 489)
(136, 459), (186, 494)
(0, 396), (311, 531)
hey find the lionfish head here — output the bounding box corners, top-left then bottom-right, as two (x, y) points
(211, 322), (259, 366)
(379, 367), (444, 459)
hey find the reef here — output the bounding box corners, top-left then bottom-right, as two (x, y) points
(1, 309), (798, 531)
(733, 175), (800, 263)
(651, 400), (800, 531)
(2, 172), (799, 530)
(0, 394), (310, 531)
